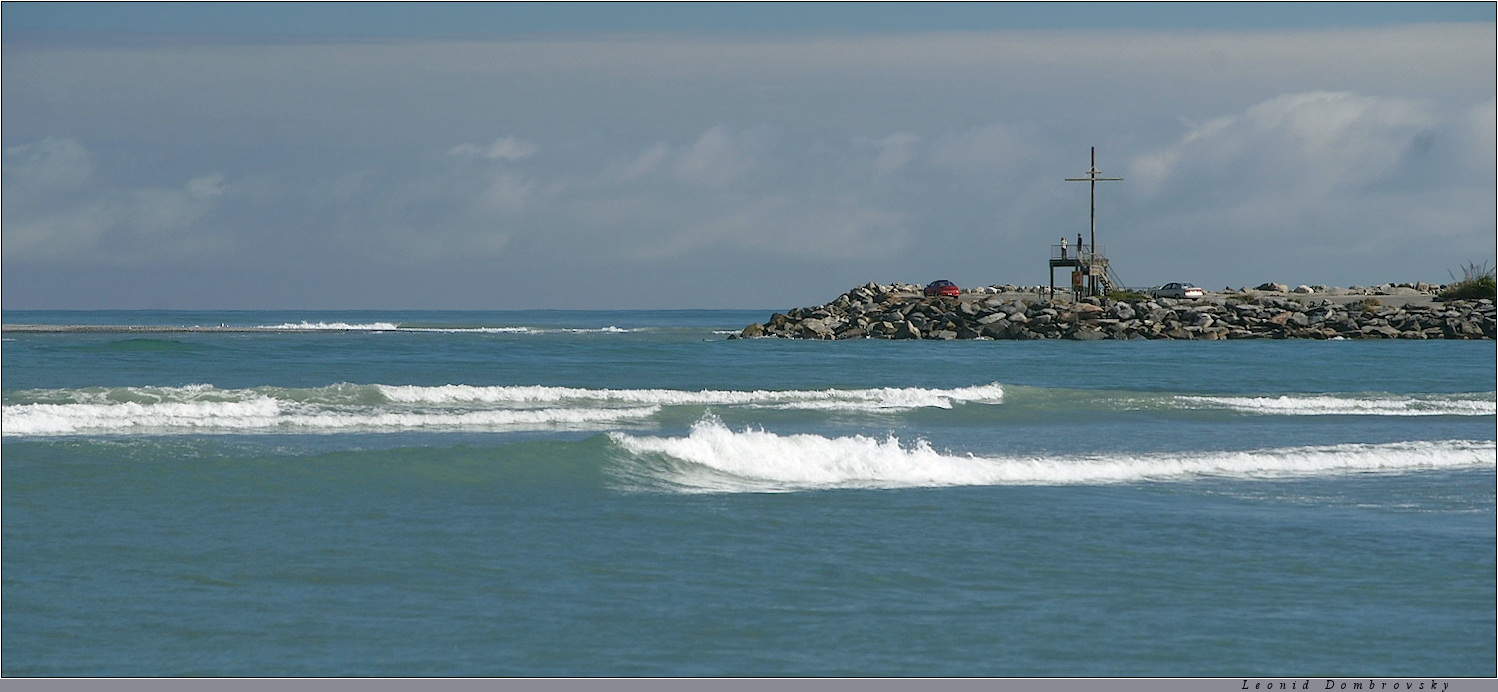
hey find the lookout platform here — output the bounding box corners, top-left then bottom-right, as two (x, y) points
(1049, 244), (1113, 298)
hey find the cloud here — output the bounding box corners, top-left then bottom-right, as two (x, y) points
(3, 24), (1492, 307)
(186, 172), (225, 198)
(476, 172), (535, 215)
(1130, 92), (1438, 198)
(857, 133), (922, 174)
(2, 137), (230, 263)
(3, 137), (95, 199)
(610, 141), (672, 181)
(1117, 92), (1494, 286)
(671, 125), (769, 189)
(449, 136), (539, 160)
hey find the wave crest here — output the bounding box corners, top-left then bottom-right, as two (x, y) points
(609, 418), (1496, 493)
(1174, 393), (1495, 416)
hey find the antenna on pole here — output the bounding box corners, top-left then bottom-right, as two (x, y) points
(1064, 146), (1122, 296)
(1065, 146), (1122, 257)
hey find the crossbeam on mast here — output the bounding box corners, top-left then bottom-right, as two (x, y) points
(1064, 146), (1122, 258)
(1064, 146), (1122, 296)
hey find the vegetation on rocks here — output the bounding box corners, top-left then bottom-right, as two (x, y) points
(1438, 262), (1498, 302)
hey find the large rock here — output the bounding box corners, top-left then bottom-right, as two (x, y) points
(1257, 282), (1289, 292)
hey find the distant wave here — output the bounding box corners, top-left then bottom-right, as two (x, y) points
(993, 386), (1494, 417)
(1173, 393), (1495, 417)
(255, 322), (638, 334)
(3, 397), (659, 436)
(375, 383), (1005, 410)
(1, 382), (1004, 437)
(260, 321), (402, 331)
(609, 418), (1497, 493)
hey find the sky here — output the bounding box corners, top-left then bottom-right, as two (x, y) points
(3, 3), (1494, 310)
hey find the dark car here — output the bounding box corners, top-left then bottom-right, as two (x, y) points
(923, 280), (961, 298)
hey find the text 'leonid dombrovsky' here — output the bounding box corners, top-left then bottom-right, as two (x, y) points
(1242, 682), (1451, 691)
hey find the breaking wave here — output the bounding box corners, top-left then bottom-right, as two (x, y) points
(259, 321), (402, 331)
(255, 322), (637, 334)
(609, 418), (1497, 493)
(375, 383), (1005, 410)
(1173, 393), (1495, 416)
(1, 383), (1004, 437)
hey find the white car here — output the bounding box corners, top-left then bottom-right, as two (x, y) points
(1151, 282), (1204, 299)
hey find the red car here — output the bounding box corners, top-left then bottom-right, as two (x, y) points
(923, 280), (961, 298)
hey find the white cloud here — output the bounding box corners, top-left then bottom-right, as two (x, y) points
(3, 137), (96, 201)
(671, 125), (768, 189)
(186, 172), (225, 198)
(2, 138), (231, 263)
(3, 23), (1492, 307)
(1131, 92), (1439, 199)
(477, 173), (535, 214)
(611, 141), (672, 181)
(449, 136), (539, 161)
(1116, 91), (1494, 286)
(860, 133), (922, 174)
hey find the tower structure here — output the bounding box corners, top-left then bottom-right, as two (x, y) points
(1049, 147), (1123, 298)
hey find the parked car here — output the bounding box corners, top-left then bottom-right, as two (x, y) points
(923, 280), (961, 298)
(1150, 282), (1204, 299)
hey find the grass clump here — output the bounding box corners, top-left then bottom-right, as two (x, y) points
(1106, 289), (1149, 302)
(1438, 262), (1497, 301)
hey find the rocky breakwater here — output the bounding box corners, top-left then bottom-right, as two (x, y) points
(733, 283), (1496, 341)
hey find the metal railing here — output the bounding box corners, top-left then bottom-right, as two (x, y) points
(1050, 244), (1107, 263)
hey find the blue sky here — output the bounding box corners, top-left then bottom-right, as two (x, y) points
(3, 3), (1494, 309)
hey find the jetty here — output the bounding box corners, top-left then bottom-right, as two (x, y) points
(733, 283), (1494, 341)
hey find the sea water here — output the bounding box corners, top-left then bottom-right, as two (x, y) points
(2, 309), (1493, 676)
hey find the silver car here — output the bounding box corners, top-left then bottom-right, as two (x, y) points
(1150, 282), (1204, 299)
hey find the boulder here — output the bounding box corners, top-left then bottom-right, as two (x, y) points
(1257, 282), (1289, 293)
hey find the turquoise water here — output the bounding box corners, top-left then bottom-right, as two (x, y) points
(3, 310), (1494, 676)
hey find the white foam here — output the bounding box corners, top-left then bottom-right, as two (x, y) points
(2, 388), (660, 435)
(609, 418), (1496, 493)
(375, 383), (1005, 410)
(259, 321), (401, 331)
(1, 382), (1005, 437)
(260, 324), (639, 334)
(397, 326), (636, 334)
(1176, 393), (1496, 416)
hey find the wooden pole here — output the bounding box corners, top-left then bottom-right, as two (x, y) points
(1065, 147), (1122, 296)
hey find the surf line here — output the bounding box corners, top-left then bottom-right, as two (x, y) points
(1243, 682), (1450, 691)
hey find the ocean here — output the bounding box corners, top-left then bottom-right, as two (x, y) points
(2, 309), (1494, 677)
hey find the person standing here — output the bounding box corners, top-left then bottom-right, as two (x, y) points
(1060, 237), (1068, 259)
